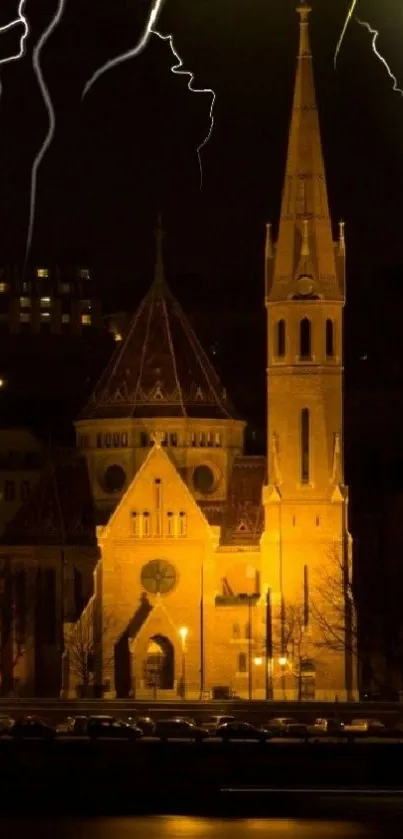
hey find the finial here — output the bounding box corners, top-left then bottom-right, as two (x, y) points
(153, 213), (166, 290)
(151, 430), (165, 447)
(297, 2), (312, 57)
(265, 222), (274, 260)
(338, 220), (346, 255)
(301, 218), (310, 257)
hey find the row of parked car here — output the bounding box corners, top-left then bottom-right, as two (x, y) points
(0, 713), (400, 742)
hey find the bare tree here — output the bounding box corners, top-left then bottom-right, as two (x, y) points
(310, 541), (358, 698)
(272, 600), (310, 700)
(64, 599), (115, 697)
(0, 559), (34, 696)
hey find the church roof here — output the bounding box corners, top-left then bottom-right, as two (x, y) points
(1, 456), (96, 546)
(81, 227), (236, 421)
(220, 456), (266, 545)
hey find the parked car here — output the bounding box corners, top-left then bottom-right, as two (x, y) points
(216, 721), (270, 743)
(308, 717), (346, 737)
(57, 715), (88, 735)
(10, 717), (56, 740)
(0, 715), (14, 735)
(344, 718), (386, 736)
(204, 715), (236, 734)
(127, 716), (155, 735)
(265, 717), (308, 737)
(153, 718), (209, 742)
(87, 715), (142, 740)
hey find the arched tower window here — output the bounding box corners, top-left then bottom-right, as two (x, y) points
(300, 408), (310, 484)
(326, 319), (334, 358)
(276, 320), (286, 357)
(300, 318), (311, 360)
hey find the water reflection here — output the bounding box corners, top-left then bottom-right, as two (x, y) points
(0, 817), (376, 839)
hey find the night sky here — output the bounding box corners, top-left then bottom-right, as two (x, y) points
(0, 0), (403, 329)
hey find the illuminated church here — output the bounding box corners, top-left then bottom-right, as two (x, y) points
(1, 3), (357, 701)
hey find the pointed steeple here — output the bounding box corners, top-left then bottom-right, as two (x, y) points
(80, 225), (238, 421)
(267, 2), (343, 302)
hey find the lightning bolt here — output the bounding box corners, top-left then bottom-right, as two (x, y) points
(334, 0), (358, 68)
(0, 0), (29, 102)
(82, 0), (215, 188)
(25, 0), (67, 264)
(356, 18), (403, 96)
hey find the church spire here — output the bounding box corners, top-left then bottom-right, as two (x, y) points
(267, 2), (343, 302)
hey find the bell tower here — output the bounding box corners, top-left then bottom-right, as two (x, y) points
(262, 2), (356, 699)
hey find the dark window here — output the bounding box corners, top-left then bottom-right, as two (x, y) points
(21, 480), (30, 502)
(43, 568), (56, 645)
(4, 480), (15, 502)
(299, 318), (311, 359)
(170, 433), (178, 447)
(193, 465), (215, 494)
(140, 432), (148, 447)
(14, 569), (26, 642)
(104, 464), (126, 493)
(326, 319), (334, 358)
(238, 652), (247, 673)
(276, 320), (286, 357)
(244, 621), (251, 639)
(301, 408), (310, 484)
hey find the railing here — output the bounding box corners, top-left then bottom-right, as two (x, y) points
(215, 593), (260, 606)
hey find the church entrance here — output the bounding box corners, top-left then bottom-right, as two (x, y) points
(143, 635), (174, 696)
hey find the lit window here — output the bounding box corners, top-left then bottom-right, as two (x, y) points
(81, 314), (91, 325)
(215, 432), (221, 447)
(238, 652), (247, 673)
(79, 268), (90, 280)
(0, 283), (7, 293)
(178, 511), (187, 537)
(143, 511), (151, 537)
(20, 313), (30, 323)
(114, 332), (122, 342)
(40, 296), (52, 308)
(40, 312), (51, 321)
(199, 432), (206, 447)
(36, 268), (48, 278)
(132, 512), (140, 537)
(61, 314), (70, 323)
(166, 512), (174, 537)
(60, 283), (71, 294)
(19, 297), (31, 308)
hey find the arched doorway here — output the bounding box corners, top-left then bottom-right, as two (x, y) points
(143, 635), (174, 692)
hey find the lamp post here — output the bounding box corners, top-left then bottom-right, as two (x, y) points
(279, 656), (288, 700)
(178, 626), (188, 699)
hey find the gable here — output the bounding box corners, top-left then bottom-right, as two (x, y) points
(100, 443), (212, 542)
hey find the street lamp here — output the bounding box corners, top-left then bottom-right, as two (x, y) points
(278, 656), (288, 667)
(254, 657), (263, 666)
(179, 626), (188, 699)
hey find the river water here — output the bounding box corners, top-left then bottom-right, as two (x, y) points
(0, 817), (388, 838)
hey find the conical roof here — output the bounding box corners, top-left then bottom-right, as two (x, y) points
(81, 227), (236, 421)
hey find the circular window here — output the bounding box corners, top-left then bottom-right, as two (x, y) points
(104, 464), (126, 493)
(193, 464), (215, 494)
(141, 560), (177, 595)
